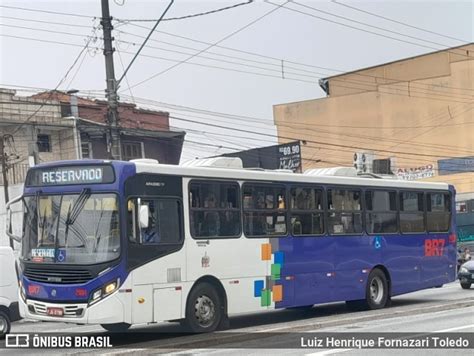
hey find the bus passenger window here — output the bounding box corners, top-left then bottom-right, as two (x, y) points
(290, 187), (324, 236)
(365, 191), (398, 234)
(327, 189), (362, 235)
(399, 192), (425, 233)
(189, 181), (241, 238)
(243, 183), (287, 237)
(427, 193), (450, 232)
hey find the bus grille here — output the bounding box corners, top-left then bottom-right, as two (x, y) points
(29, 301), (86, 318)
(24, 267), (93, 284)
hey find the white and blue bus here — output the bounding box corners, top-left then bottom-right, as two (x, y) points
(7, 159), (456, 332)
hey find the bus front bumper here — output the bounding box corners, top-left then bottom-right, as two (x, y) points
(19, 292), (125, 325)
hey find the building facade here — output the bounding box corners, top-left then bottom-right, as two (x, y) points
(273, 44), (474, 197)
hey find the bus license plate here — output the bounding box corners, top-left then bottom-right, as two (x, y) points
(47, 307), (64, 317)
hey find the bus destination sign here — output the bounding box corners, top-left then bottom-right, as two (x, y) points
(26, 165), (115, 186)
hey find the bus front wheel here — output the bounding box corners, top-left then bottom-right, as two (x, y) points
(0, 310), (11, 339)
(184, 282), (223, 333)
(101, 323), (131, 332)
(365, 269), (389, 310)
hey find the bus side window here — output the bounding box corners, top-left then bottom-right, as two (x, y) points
(365, 190), (398, 234)
(400, 192), (425, 233)
(290, 187), (324, 236)
(427, 192), (451, 232)
(327, 189), (362, 235)
(127, 198), (182, 244)
(189, 181), (241, 238)
(243, 183), (287, 237)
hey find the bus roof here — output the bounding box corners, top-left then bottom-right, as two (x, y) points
(133, 161), (450, 191)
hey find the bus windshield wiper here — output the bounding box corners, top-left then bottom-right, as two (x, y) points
(63, 188), (91, 248)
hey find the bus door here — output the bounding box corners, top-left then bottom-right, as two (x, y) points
(125, 174), (186, 324)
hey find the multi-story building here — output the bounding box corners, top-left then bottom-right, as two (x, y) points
(0, 88), (185, 247)
(273, 43), (474, 198)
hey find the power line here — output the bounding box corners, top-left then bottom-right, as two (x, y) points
(0, 4), (95, 19)
(331, 0), (469, 43)
(266, 0), (472, 59)
(117, 0), (254, 22)
(122, 0), (290, 91)
(289, 0), (465, 52)
(0, 15), (94, 28)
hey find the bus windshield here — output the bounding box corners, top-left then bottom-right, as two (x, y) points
(21, 192), (120, 264)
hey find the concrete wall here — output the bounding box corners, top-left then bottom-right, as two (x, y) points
(273, 44), (474, 194)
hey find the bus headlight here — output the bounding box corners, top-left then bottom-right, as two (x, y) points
(89, 279), (119, 305)
(104, 281), (118, 295)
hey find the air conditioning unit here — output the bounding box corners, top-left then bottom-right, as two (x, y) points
(353, 152), (374, 173)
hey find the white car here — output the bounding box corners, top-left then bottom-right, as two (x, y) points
(0, 247), (20, 338)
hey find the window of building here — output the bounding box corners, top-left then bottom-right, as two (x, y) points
(243, 184), (287, 237)
(128, 198), (182, 245)
(81, 141), (92, 159)
(427, 192), (451, 232)
(122, 142), (143, 161)
(189, 181), (240, 238)
(399, 191), (425, 233)
(327, 188), (362, 234)
(289, 186), (324, 236)
(37, 134), (51, 152)
(365, 190), (398, 234)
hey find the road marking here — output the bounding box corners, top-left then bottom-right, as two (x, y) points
(305, 324), (474, 356)
(436, 324), (474, 332)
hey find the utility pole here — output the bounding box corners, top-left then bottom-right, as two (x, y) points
(100, 0), (122, 160)
(0, 134), (14, 248)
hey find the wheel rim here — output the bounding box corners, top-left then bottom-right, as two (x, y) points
(370, 276), (384, 304)
(194, 294), (216, 328)
(0, 317), (6, 333)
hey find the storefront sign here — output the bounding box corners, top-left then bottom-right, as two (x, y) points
(396, 164), (434, 180)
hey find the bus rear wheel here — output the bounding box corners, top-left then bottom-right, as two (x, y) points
(184, 282), (223, 333)
(101, 323), (131, 332)
(365, 269), (389, 310)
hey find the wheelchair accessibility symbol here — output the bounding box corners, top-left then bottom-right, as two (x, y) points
(56, 249), (66, 262)
(374, 236), (382, 250)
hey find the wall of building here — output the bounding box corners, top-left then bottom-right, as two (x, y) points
(273, 44), (474, 194)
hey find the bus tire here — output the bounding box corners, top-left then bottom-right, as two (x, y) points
(461, 282), (471, 289)
(0, 310), (11, 339)
(184, 282), (223, 333)
(101, 323), (131, 332)
(365, 269), (389, 310)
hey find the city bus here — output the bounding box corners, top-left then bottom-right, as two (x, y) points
(6, 159), (456, 332)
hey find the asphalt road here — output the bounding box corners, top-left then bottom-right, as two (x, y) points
(1, 282), (473, 355)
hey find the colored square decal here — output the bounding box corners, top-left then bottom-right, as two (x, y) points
(271, 263), (281, 281)
(274, 251), (284, 265)
(261, 243), (271, 261)
(261, 289), (271, 307)
(254, 280), (264, 297)
(272, 284), (283, 302)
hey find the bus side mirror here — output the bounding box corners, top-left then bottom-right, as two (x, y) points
(139, 205), (149, 229)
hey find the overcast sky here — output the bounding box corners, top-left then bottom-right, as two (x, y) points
(0, 0), (472, 161)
